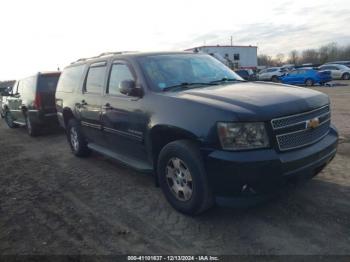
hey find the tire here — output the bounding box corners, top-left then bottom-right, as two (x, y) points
(271, 75), (279, 82)
(67, 119), (90, 157)
(342, 73), (350, 80)
(4, 111), (18, 128)
(157, 140), (214, 215)
(25, 115), (40, 137)
(305, 78), (314, 87)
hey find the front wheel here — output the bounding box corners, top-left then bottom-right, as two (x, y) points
(342, 73), (350, 80)
(305, 78), (314, 87)
(157, 140), (214, 215)
(67, 119), (90, 157)
(4, 111), (18, 128)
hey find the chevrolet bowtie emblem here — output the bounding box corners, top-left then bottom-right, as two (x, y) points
(306, 117), (320, 129)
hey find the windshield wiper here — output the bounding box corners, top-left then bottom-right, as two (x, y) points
(209, 77), (246, 84)
(162, 82), (218, 92)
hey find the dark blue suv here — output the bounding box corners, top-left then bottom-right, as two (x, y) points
(55, 51), (338, 215)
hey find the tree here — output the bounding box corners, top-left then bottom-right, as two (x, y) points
(258, 54), (273, 66)
(276, 53), (285, 66)
(300, 49), (319, 64)
(288, 50), (299, 64)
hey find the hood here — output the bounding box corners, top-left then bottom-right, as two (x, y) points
(173, 82), (329, 121)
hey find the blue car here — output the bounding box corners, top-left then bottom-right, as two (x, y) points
(279, 69), (332, 86)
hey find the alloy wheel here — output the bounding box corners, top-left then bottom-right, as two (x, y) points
(165, 157), (193, 202)
(70, 127), (79, 152)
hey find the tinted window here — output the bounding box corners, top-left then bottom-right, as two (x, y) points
(57, 65), (85, 93)
(233, 53), (240, 60)
(38, 74), (60, 93)
(85, 65), (107, 94)
(108, 64), (135, 95)
(289, 70), (298, 75)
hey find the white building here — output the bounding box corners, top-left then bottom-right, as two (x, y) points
(185, 45), (258, 69)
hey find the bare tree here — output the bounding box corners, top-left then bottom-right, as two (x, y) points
(258, 42), (350, 67)
(288, 50), (299, 64)
(276, 53), (285, 66)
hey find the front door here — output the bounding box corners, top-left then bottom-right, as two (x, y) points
(77, 61), (107, 145)
(101, 61), (148, 163)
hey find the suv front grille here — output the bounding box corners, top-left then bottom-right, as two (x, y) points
(271, 105), (330, 129)
(271, 105), (331, 151)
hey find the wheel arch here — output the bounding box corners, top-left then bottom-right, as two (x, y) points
(147, 125), (201, 184)
(62, 107), (75, 128)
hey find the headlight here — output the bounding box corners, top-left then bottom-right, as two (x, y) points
(217, 122), (269, 150)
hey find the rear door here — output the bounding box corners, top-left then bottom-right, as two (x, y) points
(333, 66), (343, 79)
(37, 73), (60, 115)
(327, 65), (341, 79)
(77, 61), (106, 145)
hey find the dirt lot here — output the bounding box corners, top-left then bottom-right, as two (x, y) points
(0, 82), (350, 255)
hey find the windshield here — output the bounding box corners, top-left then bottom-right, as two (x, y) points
(138, 54), (243, 91)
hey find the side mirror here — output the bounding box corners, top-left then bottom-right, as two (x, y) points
(119, 80), (142, 97)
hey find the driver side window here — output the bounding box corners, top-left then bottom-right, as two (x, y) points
(108, 63), (135, 96)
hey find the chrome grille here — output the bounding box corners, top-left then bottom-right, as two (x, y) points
(271, 105), (330, 129)
(277, 120), (330, 151)
(271, 105), (331, 151)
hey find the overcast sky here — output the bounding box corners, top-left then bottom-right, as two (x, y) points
(1, 0), (349, 80)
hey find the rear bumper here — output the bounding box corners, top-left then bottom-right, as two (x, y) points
(27, 110), (59, 126)
(203, 125), (338, 198)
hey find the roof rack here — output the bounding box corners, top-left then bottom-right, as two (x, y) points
(70, 51), (137, 65)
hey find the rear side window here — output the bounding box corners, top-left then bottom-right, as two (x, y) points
(19, 76), (36, 97)
(38, 74), (60, 93)
(108, 63), (135, 96)
(57, 65), (85, 93)
(85, 63), (107, 94)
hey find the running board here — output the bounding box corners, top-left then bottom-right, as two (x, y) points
(13, 121), (26, 126)
(87, 143), (153, 173)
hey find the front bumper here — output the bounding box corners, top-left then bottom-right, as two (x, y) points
(203, 125), (338, 198)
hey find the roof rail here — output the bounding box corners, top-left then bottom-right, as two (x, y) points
(70, 51), (137, 65)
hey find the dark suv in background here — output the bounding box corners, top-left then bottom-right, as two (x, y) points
(56, 51), (338, 215)
(2, 72), (61, 136)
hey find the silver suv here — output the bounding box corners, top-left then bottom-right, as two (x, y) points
(319, 64), (350, 80)
(257, 67), (285, 82)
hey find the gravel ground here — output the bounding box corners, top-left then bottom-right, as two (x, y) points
(0, 81), (350, 255)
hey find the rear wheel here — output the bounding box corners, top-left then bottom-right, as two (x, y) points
(271, 75), (279, 82)
(25, 116), (39, 136)
(305, 78), (314, 87)
(157, 140), (214, 215)
(67, 119), (90, 157)
(4, 111), (18, 128)
(342, 73), (350, 80)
